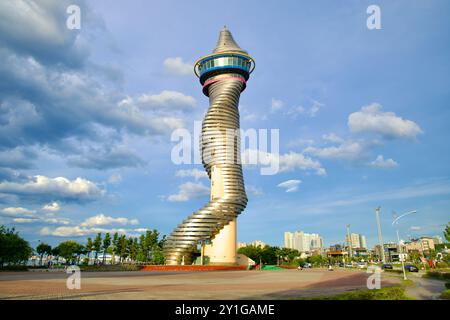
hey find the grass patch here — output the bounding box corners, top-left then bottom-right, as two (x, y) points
(440, 289), (450, 300)
(401, 279), (415, 287)
(301, 286), (412, 300)
(383, 269), (403, 274)
(423, 271), (450, 281)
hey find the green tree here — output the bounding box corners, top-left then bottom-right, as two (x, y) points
(0, 226), (32, 267)
(118, 235), (128, 262)
(102, 233), (111, 264)
(444, 222), (450, 243)
(51, 247), (60, 265)
(93, 233), (102, 264)
(112, 232), (119, 264)
(36, 242), (52, 266)
(55, 240), (84, 265)
(85, 237), (93, 264)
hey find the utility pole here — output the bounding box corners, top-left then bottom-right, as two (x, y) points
(375, 207), (386, 264)
(346, 224), (353, 259)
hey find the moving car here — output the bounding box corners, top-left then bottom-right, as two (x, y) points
(404, 265), (419, 272)
(381, 264), (393, 270)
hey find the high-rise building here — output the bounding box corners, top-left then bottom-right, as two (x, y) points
(164, 27), (255, 265)
(284, 231), (323, 252)
(346, 233), (367, 249)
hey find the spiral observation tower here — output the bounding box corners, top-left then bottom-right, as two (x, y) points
(164, 27), (255, 265)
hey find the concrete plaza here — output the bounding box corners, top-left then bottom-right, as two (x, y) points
(0, 268), (415, 300)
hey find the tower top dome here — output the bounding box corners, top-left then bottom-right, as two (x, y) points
(213, 27), (248, 54)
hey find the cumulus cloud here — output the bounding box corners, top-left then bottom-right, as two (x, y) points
(67, 146), (146, 170)
(0, 207), (36, 217)
(286, 100), (323, 118)
(42, 202), (60, 212)
(167, 182), (209, 202)
(175, 169), (208, 180)
(304, 139), (374, 161)
(322, 133), (344, 144)
(277, 179), (302, 193)
(0, 1), (193, 173)
(80, 213), (139, 227)
(136, 91), (196, 111)
(0, 147), (36, 169)
(13, 218), (37, 223)
(369, 155), (398, 169)
(243, 149), (326, 176)
(279, 152), (326, 176)
(0, 175), (104, 202)
(348, 103), (423, 139)
(39, 225), (146, 237)
(0, 0), (90, 68)
(163, 57), (193, 76)
(271, 98), (283, 112)
(1, 205), (70, 225)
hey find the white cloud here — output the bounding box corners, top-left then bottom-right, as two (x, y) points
(246, 185), (263, 196)
(137, 90), (196, 111)
(410, 226), (421, 231)
(242, 149), (326, 176)
(348, 103), (423, 139)
(309, 100), (322, 117)
(42, 217), (70, 225)
(42, 202), (60, 212)
(279, 152), (326, 176)
(285, 100), (323, 118)
(271, 98), (283, 112)
(39, 225), (148, 237)
(322, 133), (344, 144)
(175, 169), (208, 180)
(1, 207), (36, 217)
(0, 175), (104, 202)
(304, 140), (371, 161)
(13, 218), (37, 223)
(163, 57), (193, 76)
(167, 182), (209, 202)
(80, 213), (139, 227)
(277, 179), (302, 193)
(370, 155), (398, 169)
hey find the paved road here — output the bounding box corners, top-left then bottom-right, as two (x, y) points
(0, 268), (403, 300)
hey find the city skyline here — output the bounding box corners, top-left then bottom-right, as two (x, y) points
(0, 1), (449, 250)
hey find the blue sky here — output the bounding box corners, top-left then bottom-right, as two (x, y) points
(0, 0), (449, 249)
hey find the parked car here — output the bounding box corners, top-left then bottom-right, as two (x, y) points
(345, 263), (353, 268)
(357, 262), (367, 269)
(338, 262), (344, 267)
(303, 263), (312, 268)
(404, 265), (419, 272)
(381, 264), (393, 270)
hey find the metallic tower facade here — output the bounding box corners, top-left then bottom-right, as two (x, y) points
(164, 27), (255, 265)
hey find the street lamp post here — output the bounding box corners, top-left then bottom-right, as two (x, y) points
(375, 207), (386, 264)
(392, 210), (417, 281)
(396, 229), (407, 281)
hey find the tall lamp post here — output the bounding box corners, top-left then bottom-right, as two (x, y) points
(346, 224), (353, 259)
(392, 210), (417, 281)
(375, 207), (386, 264)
